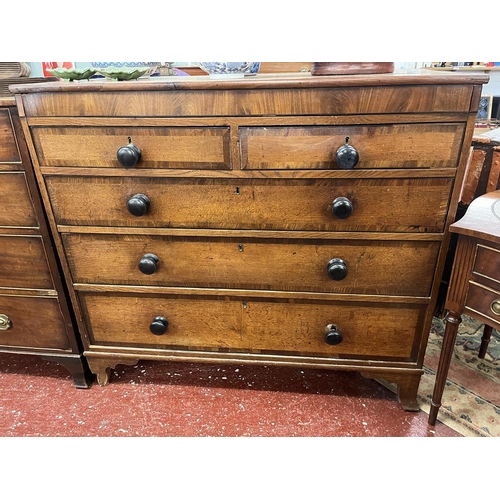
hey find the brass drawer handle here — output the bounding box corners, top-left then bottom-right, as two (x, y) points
(0, 314), (12, 331)
(490, 300), (500, 316)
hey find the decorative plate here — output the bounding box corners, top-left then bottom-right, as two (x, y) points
(198, 62), (260, 78)
(97, 67), (150, 81)
(47, 67), (97, 81)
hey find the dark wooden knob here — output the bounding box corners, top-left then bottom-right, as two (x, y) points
(138, 253), (159, 275)
(150, 316), (169, 335)
(117, 137), (141, 167)
(127, 194), (150, 216)
(332, 197), (353, 219)
(324, 323), (343, 345)
(327, 258), (348, 280)
(336, 137), (359, 170)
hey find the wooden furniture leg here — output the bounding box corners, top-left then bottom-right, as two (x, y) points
(86, 356), (140, 386)
(429, 311), (461, 425)
(478, 324), (493, 359)
(42, 355), (94, 389)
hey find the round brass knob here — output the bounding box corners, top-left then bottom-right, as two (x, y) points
(327, 258), (348, 281)
(117, 137), (142, 168)
(138, 253), (159, 275)
(490, 299), (500, 316)
(126, 194), (150, 217)
(331, 197), (353, 219)
(0, 313), (12, 331)
(324, 323), (343, 345)
(336, 137), (359, 170)
(150, 316), (169, 335)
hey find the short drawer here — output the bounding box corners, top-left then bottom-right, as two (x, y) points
(31, 126), (231, 169)
(46, 176), (453, 233)
(0, 109), (21, 163)
(465, 282), (500, 328)
(240, 123), (465, 169)
(0, 295), (70, 350)
(0, 235), (53, 289)
(0, 172), (37, 227)
(80, 292), (424, 360)
(472, 244), (500, 291)
(63, 233), (440, 297)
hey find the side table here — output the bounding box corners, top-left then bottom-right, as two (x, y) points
(429, 190), (500, 425)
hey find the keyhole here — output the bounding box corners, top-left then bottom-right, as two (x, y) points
(238, 244), (244, 252)
(234, 187), (240, 195)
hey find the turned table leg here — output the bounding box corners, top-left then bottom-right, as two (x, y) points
(429, 311), (461, 425)
(478, 324), (493, 359)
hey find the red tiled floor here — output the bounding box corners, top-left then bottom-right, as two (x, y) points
(0, 353), (460, 437)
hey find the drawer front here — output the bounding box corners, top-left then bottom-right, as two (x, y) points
(472, 245), (500, 291)
(0, 235), (53, 289)
(81, 293), (424, 360)
(20, 86), (474, 117)
(0, 109), (21, 163)
(0, 295), (70, 350)
(240, 124), (465, 170)
(31, 127), (231, 169)
(465, 282), (500, 328)
(0, 172), (37, 227)
(46, 176), (453, 233)
(63, 233), (439, 296)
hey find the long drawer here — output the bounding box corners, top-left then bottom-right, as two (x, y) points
(46, 176), (453, 233)
(80, 292), (425, 360)
(63, 233), (440, 296)
(0, 295), (70, 350)
(19, 85), (474, 117)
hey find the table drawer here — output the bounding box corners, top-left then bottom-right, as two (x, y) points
(0, 235), (53, 289)
(63, 233), (439, 296)
(240, 123), (465, 170)
(0, 172), (37, 227)
(0, 109), (21, 163)
(472, 244), (500, 291)
(80, 292), (423, 360)
(0, 295), (70, 350)
(31, 126), (231, 169)
(465, 282), (500, 328)
(46, 176), (453, 233)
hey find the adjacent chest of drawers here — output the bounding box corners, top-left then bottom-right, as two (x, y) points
(0, 98), (91, 387)
(11, 71), (487, 409)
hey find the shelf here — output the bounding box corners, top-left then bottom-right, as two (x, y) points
(425, 66), (500, 72)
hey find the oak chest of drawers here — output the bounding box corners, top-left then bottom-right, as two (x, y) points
(11, 71), (488, 409)
(0, 97), (91, 387)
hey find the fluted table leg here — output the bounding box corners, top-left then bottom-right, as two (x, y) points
(429, 311), (461, 425)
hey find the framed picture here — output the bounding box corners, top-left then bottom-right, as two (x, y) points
(42, 62), (73, 77)
(477, 95), (493, 121)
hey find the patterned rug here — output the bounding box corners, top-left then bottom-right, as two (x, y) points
(418, 315), (500, 437)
